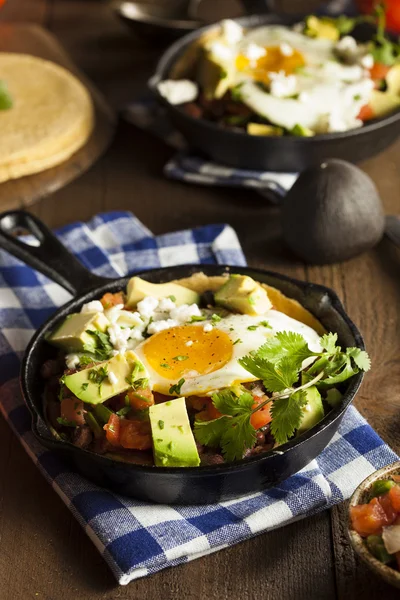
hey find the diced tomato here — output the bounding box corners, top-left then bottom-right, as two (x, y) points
(104, 414), (120, 446)
(188, 396), (222, 421)
(119, 420), (152, 450)
(100, 291), (125, 309)
(127, 387), (154, 411)
(378, 493), (398, 525)
(350, 497), (392, 537)
(369, 62), (391, 83)
(389, 485), (400, 512)
(391, 475), (400, 484)
(358, 104), (375, 122)
(187, 396), (209, 411)
(61, 397), (86, 426)
(250, 396), (272, 430)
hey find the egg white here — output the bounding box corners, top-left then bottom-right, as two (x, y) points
(133, 310), (321, 397)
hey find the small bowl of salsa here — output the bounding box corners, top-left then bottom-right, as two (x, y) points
(348, 461), (400, 589)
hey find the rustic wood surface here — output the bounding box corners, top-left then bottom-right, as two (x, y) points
(0, 1), (400, 599)
(0, 23), (115, 211)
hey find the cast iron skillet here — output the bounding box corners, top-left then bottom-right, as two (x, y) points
(149, 14), (400, 172)
(0, 210), (365, 504)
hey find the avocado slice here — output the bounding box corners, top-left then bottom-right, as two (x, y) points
(149, 397), (200, 467)
(214, 275), (272, 316)
(297, 386), (325, 435)
(126, 276), (200, 309)
(291, 124), (314, 137)
(304, 16), (340, 41)
(197, 47), (236, 100)
(247, 123), (284, 136)
(48, 311), (109, 353)
(64, 351), (145, 405)
(369, 90), (400, 118)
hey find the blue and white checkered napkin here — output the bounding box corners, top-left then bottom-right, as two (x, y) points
(0, 211), (397, 585)
(122, 100), (298, 200)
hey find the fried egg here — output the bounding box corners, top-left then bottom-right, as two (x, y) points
(205, 22), (374, 133)
(133, 310), (321, 396)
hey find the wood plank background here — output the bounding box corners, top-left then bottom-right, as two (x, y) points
(0, 1), (399, 598)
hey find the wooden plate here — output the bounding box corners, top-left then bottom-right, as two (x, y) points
(0, 23), (116, 211)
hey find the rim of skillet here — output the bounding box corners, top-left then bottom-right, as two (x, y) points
(150, 14), (400, 142)
(20, 263), (365, 476)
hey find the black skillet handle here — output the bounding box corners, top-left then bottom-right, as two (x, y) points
(0, 211), (111, 296)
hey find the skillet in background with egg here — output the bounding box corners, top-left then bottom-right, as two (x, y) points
(149, 11), (400, 171)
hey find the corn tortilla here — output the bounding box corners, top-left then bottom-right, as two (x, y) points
(0, 53), (93, 179)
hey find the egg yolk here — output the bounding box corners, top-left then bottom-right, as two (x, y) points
(236, 45), (305, 85)
(143, 325), (233, 381)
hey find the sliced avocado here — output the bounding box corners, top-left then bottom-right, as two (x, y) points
(297, 386), (324, 435)
(214, 275), (272, 316)
(386, 64), (400, 97)
(149, 397), (200, 467)
(304, 16), (340, 41)
(48, 312), (109, 352)
(126, 276), (200, 309)
(64, 351), (144, 405)
(369, 90), (400, 118)
(291, 124), (314, 137)
(197, 47), (236, 100)
(247, 123), (284, 136)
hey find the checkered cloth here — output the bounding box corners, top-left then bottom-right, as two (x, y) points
(122, 101), (298, 201)
(0, 211), (397, 585)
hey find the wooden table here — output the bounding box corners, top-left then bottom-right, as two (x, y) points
(1, 1), (400, 598)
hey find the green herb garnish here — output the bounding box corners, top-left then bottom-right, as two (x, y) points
(116, 406), (131, 418)
(88, 364), (109, 395)
(190, 315), (206, 322)
(56, 417), (77, 428)
(81, 383), (89, 391)
(84, 329), (113, 361)
(169, 378), (185, 395)
(158, 420), (165, 430)
(160, 363), (171, 369)
(173, 355), (189, 362)
(168, 295), (177, 302)
(211, 314), (222, 325)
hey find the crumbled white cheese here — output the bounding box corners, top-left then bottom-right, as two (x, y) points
(157, 79), (199, 105)
(360, 53), (374, 69)
(147, 319), (179, 335)
(336, 35), (358, 54)
(221, 19), (243, 45)
(299, 91), (310, 103)
(66, 354), (80, 369)
(280, 42), (293, 57)
(209, 41), (235, 62)
(105, 305), (124, 324)
(108, 371), (118, 386)
(269, 71), (297, 98)
(81, 300), (104, 314)
(108, 323), (132, 351)
(157, 297), (176, 313)
(203, 323), (213, 333)
(186, 340), (194, 347)
(129, 328), (144, 342)
(170, 303), (202, 324)
(244, 43), (267, 63)
(137, 296), (159, 320)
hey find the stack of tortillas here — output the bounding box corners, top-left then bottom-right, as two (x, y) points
(0, 53), (94, 183)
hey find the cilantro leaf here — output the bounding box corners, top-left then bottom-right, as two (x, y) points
(194, 416), (229, 448)
(239, 353), (299, 393)
(319, 332), (338, 354)
(0, 81), (13, 110)
(220, 413), (255, 462)
(255, 331), (315, 369)
(270, 390), (307, 446)
(347, 347), (371, 372)
(212, 388), (254, 416)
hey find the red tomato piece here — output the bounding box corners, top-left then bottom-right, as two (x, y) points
(369, 62), (391, 83)
(119, 420), (152, 450)
(61, 397), (86, 426)
(104, 413), (120, 446)
(389, 485), (400, 512)
(250, 396), (272, 430)
(127, 386), (154, 411)
(100, 291), (125, 309)
(358, 104), (375, 122)
(356, 0), (400, 33)
(378, 493), (398, 525)
(350, 497), (391, 537)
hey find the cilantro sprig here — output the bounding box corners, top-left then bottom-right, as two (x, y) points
(369, 3), (400, 66)
(84, 329), (113, 361)
(194, 331), (370, 460)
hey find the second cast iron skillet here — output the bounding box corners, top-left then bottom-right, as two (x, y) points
(149, 14), (400, 172)
(0, 210), (365, 504)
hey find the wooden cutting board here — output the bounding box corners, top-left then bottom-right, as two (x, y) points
(0, 23), (116, 211)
